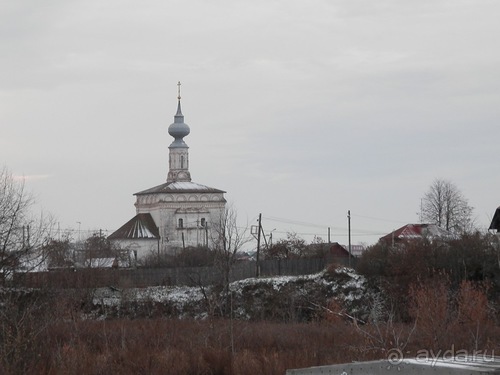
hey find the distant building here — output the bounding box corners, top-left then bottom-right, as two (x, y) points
(379, 223), (453, 244)
(109, 84), (226, 259)
(347, 244), (366, 257)
(328, 243), (366, 258)
(489, 206), (500, 232)
(328, 243), (350, 258)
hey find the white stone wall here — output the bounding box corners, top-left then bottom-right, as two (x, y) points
(167, 147), (190, 182)
(168, 147), (189, 171)
(135, 191), (226, 254)
(112, 238), (160, 263)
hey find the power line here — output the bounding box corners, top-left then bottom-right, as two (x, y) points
(350, 213), (407, 224)
(263, 215), (344, 231)
(262, 214), (387, 236)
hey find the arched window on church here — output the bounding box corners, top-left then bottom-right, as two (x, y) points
(181, 155), (184, 169)
(200, 218), (206, 227)
(178, 218), (183, 228)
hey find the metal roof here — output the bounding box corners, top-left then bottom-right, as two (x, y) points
(379, 223), (453, 243)
(168, 100), (190, 149)
(108, 213), (159, 240)
(135, 181), (226, 195)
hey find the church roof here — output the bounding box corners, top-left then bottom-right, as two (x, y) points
(108, 213), (160, 240)
(135, 181), (226, 195)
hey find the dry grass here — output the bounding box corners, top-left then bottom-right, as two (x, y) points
(2, 308), (500, 374)
(2, 318), (379, 375)
(3, 249), (500, 374)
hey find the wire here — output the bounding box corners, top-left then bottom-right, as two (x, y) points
(263, 215), (344, 231)
(350, 213), (407, 224)
(262, 213), (387, 236)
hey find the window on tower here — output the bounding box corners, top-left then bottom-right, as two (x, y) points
(178, 218), (184, 228)
(200, 218), (206, 227)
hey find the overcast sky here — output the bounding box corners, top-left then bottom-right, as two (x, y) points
(2, 0), (499, 247)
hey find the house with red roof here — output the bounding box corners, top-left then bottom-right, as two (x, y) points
(379, 223), (453, 245)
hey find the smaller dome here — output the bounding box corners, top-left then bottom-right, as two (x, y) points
(168, 101), (190, 147)
(168, 121), (190, 139)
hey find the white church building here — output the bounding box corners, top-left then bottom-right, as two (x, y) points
(109, 84), (226, 260)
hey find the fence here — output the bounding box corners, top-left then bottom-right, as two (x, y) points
(14, 257), (351, 289)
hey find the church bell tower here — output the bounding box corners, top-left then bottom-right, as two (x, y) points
(167, 82), (191, 183)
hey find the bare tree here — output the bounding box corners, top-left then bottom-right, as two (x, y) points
(82, 231), (128, 268)
(43, 236), (74, 269)
(0, 167), (54, 282)
(421, 179), (474, 234)
(263, 232), (307, 259)
(205, 204), (250, 316)
(210, 204), (250, 284)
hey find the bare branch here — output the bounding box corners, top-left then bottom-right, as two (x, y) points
(0, 167), (55, 281)
(421, 178), (475, 235)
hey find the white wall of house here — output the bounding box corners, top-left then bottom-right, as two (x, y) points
(113, 238), (160, 262)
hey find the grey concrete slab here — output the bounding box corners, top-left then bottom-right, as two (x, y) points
(287, 357), (500, 375)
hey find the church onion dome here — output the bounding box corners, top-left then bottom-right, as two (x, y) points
(168, 100), (190, 148)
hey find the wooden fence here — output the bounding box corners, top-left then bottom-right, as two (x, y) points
(14, 257), (352, 289)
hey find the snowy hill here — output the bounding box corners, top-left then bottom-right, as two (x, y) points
(88, 266), (376, 322)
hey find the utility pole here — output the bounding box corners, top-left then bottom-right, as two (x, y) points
(256, 213), (262, 277)
(269, 229), (276, 247)
(328, 227), (331, 244)
(347, 210), (352, 268)
(260, 224), (268, 250)
(77, 222), (81, 243)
